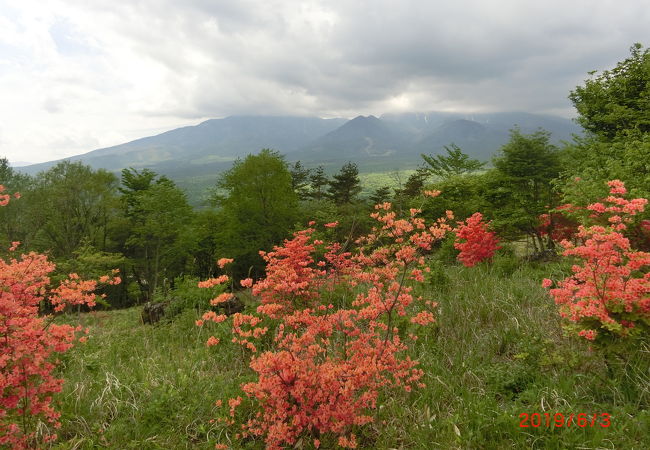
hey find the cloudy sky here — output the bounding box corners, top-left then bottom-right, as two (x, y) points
(1, 0), (648, 164)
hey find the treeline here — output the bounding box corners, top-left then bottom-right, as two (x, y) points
(1, 44), (648, 309)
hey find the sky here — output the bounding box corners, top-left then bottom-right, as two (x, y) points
(0, 0), (648, 165)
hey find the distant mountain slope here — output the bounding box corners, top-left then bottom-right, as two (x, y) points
(412, 119), (508, 161)
(21, 116), (348, 175)
(19, 112), (581, 180)
(294, 112), (580, 168)
(290, 115), (414, 163)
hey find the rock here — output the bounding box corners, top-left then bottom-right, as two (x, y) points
(215, 296), (244, 315)
(141, 301), (167, 324)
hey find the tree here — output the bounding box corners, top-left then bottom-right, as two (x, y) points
(421, 173), (486, 222)
(421, 144), (485, 179)
(328, 162), (362, 205)
(308, 165), (329, 201)
(117, 168), (193, 301)
(29, 161), (119, 257)
(289, 161), (312, 200)
(569, 43), (650, 140)
(119, 168), (160, 210)
(561, 44), (650, 206)
(0, 158), (33, 249)
(214, 149), (299, 277)
(369, 186), (392, 205)
(395, 168), (430, 198)
(488, 128), (561, 251)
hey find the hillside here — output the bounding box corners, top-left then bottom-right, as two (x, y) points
(20, 111), (580, 177)
(52, 262), (650, 449)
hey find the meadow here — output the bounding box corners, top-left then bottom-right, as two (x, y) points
(51, 257), (650, 449)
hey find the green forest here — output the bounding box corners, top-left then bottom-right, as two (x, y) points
(1, 45), (649, 449)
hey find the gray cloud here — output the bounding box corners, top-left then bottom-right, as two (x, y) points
(123, 0), (649, 118)
(2, 0), (650, 162)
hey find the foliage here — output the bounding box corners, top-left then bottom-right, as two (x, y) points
(421, 144), (485, 179)
(488, 128), (562, 251)
(369, 185), (392, 205)
(421, 173), (486, 222)
(307, 165), (329, 201)
(54, 242), (127, 308)
(544, 180), (649, 344)
(454, 212), (501, 267)
(559, 133), (650, 209)
(537, 204), (580, 244)
(160, 276), (227, 320)
(569, 43), (650, 140)
(328, 161), (362, 205)
(184, 209), (226, 280)
(197, 202), (455, 449)
(213, 149), (299, 278)
(489, 244), (521, 277)
(0, 187), (119, 448)
(395, 168), (429, 198)
(118, 168), (193, 301)
(0, 158), (33, 250)
(289, 161), (312, 200)
(29, 161), (119, 257)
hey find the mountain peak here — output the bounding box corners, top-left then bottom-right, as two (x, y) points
(19, 112), (581, 188)
(350, 115), (380, 121)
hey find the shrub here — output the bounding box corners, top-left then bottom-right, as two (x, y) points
(0, 186), (120, 448)
(197, 202), (454, 449)
(163, 276), (226, 319)
(454, 212), (501, 267)
(490, 244), (520, 277)
(543, 180), (650, 345)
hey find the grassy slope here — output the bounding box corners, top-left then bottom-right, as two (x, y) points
(52, 261), (649, 449)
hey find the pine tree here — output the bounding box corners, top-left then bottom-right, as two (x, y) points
(308, 165), (330, 201)
(328, 162), (362, 205)
(369, 186), (392, 205)
(290, 161), (311, 200)
(421, 144), (485, 179)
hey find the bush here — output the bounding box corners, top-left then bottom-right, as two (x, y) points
(543, 180), (650, 345)
(434, 234), (460, 265)
(197, 202), (455, 449)
(158, 277), (226, 320)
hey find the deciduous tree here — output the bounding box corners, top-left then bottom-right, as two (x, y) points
(569, 43), (650, 140)
(214, 149), (299, 277)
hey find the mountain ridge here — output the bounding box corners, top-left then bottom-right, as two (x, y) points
(19, 111), (581, 179)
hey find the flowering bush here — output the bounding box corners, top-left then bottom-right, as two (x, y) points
(453, 212), (501, 267)
(198, 202), (454, 449)
(0, 186), (120, 448)
(543, 180), (650, 344)
(537, 204), (580, 243)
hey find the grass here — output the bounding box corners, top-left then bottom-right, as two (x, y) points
(50, 259), (650, 449)
(52, 309), (247, 449)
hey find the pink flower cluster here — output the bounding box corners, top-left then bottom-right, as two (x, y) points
(0, 185), (120, 448)
(543, 181), (650, 342)
(198, 202), (452, 449)
(453, 212), (501, 267)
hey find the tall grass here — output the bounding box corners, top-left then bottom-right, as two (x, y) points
(52, 260), (649, 449)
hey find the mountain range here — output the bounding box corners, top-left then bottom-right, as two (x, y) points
(19, 111), (581, 195)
